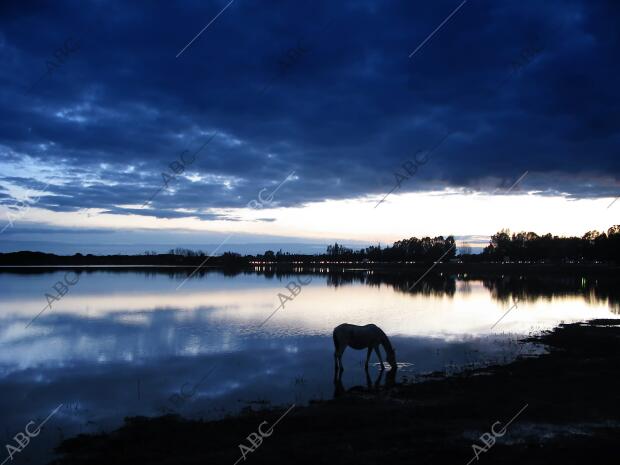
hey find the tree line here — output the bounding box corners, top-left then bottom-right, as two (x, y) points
(480, 226), (620, 263)
(2, 226), (619, 266)
(245, 236), (456, 263)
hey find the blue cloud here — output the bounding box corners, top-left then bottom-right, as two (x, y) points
(0, 0), (617, 222)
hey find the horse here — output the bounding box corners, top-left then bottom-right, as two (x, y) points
(332, 323), (396, 372)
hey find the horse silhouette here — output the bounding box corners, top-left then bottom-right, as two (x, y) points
(332, 323), (396, 372)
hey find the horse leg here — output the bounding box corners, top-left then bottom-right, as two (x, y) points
(333, 356), (340, 385)
(334, 338), (343, 372)
(333, 347), (344, 395)
(374, 367), (384, 388)
(365, 347), (372, 370)
(334, 350), (339, 372)
(374, 346), (385, 370)
(333, 372), (344, 398)
(336, 346), (345, 373)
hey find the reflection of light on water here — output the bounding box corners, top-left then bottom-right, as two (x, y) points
(0, 272), (618, 371)
(395, 362), (414, 370)
(0, 270), (616, 465)
(223, 281), (618, 339)
(370, 361), (414, 371)
(116, 313), (150, 325)
(182, 334), (202, 355)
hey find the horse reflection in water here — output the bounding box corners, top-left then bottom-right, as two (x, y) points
(333, 363), (398, 398)
(332, 323), (398, 397)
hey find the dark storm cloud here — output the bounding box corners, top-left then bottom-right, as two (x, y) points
(0, 0), (618, 221)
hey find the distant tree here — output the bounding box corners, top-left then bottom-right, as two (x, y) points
(480, 225), (620, 263)
(326, 242), (353, 257)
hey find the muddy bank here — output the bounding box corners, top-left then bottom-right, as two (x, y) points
(51, 319), (620, 464)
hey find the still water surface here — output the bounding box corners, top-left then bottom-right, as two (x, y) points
(0, 269), (617, 462)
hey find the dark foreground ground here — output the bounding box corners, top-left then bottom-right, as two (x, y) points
(51, 319), (620, 464)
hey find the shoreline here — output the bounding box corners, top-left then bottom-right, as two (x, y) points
(1, 262), (619, 275)
(51, 319), (620, 464)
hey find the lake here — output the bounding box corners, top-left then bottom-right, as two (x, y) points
(0, 267), (617, 462)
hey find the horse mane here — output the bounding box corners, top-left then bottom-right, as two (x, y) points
(377, 327), (394, 354)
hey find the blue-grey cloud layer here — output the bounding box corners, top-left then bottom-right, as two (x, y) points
(0, 0), (618, 220)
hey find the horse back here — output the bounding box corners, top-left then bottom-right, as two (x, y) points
(333, 323), (382, 350)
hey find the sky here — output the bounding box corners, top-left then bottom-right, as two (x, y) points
(0, 0), (618, 254)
